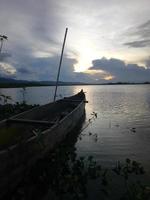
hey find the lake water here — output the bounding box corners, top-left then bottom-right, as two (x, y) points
(0, 85), (150, 172)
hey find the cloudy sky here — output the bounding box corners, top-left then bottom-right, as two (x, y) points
(0, 0), (150, 82)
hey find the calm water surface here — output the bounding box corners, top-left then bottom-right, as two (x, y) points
(0, 85), (150, 171)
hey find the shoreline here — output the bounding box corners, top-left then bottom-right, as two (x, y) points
(0, 82), (150, 89)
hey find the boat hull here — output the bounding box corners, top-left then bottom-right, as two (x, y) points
(0, 91), (86, 198)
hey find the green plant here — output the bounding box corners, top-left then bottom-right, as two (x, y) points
(11, 139), (150, 200)
(0, 94), (12, 104)
(0, 35), (8, 53)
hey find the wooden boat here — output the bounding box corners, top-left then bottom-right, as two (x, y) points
(0, 90), (86, 198)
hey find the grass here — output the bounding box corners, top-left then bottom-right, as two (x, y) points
(0, 102), (38, 149)
(0, 126), (23, 149)
(0, 103), (37, 121)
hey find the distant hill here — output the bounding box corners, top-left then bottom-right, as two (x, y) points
(0, 77), (149, 88)
(0, 77), (29, 83)
(0, 77), (86, 88)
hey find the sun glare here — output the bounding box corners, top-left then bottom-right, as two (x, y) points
(104, 75), (114, 80)
(72, 38), (100, 72)
(84, 69), (105, 75)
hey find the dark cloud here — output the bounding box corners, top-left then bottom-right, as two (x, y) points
(0, 0), (65, 60)
(0, 52), (11, 62)
(2, 55), (150, 83)
(0, 0), (75, 81)
(124, 39), (150, 48)
(145, 57), (150, 68)
(135, 20), (150, 39)
(124, 20), (150, 48)
(12, 54), (77, 81)
(17, 68), (31, 75)
(92, 57), (125, 72)
(89, 57), (150, 82)
(71, 72), (94, 83)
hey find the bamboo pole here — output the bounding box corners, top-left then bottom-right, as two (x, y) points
(53, 28), (68, 102)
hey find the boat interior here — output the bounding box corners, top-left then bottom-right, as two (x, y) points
(0, 99), (80, 150)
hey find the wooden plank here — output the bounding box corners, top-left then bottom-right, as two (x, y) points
(7, 118), (55, 125)
(62, 99), (88, 103)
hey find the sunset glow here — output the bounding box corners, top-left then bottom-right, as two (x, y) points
(104, 75), (114, 81)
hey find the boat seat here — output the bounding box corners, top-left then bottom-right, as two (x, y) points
(7, 118), (55, 125)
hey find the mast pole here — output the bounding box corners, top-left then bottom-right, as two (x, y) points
(53, 28), (68, 102)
